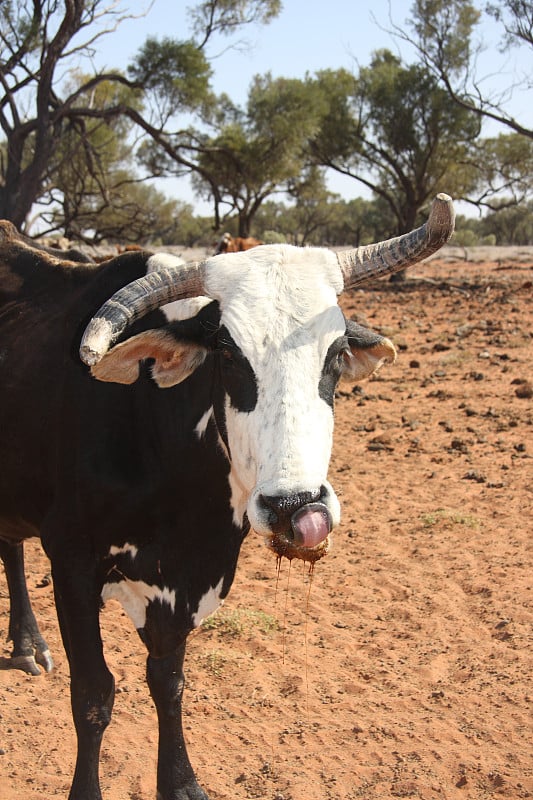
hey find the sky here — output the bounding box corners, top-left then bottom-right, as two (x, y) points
(87, 0), (533, 215)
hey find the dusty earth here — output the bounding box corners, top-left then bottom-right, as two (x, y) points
(1, 251), (532, 800)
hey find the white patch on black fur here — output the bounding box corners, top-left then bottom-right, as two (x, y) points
(195, 408), (213, 438)
(101, 580), (176, 629)
(190, 577), (225, 627)
(108, 542), (138, 560)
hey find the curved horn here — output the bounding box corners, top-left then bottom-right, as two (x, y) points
(337, 193), (455, 288)
(80, 262), (206, 366)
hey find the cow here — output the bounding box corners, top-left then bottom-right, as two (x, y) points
(0, 194), (454, 800)
(214, 231), (264, 254)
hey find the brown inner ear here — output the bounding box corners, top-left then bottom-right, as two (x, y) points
(343, 337), (397, 382)
(90, 330), (183, 385)
(366, 339), (397, 365)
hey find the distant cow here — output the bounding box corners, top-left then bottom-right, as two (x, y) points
(116, 243), (144, 254)
(215, 231), (264, 254)
(0, 195), (454, 800)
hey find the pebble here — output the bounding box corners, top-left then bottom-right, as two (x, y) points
(514, 381), (532, 399)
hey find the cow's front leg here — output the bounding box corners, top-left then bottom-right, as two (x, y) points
(52, 560), (114, 800)
(0, 539), (53, 674)
(146, 642), (208, 800)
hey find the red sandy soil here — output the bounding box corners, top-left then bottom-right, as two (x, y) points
(1, 255), (532, 800)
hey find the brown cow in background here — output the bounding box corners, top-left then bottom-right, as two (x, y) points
(215, 232), (264, 254)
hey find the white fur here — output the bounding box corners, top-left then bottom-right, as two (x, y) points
(101, 580), (176, 630)
(102, 543), (224, 629)
(159, 296), (212, 322)
(190, 577), (225, 627)
(101, 577), (224, 630)
(108, 542), (138, 559)
(203, 245), (346, 534)
(194, 408), (213, 438)
(146, 253), (186, 272)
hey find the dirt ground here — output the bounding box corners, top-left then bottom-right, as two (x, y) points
(1, 253), (531, 800)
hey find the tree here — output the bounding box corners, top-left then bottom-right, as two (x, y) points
(252, 195), (399, 248)
(310, 52), (480, 235)
(465, 133), (533, 212)
(35, 73), (142, 239)
(323, 196), (397, 247)
(157, 74), (328, 236)
(479, 199), (533, 245)
(285, 167), (339, 245)
(1, 1), (134, 227)
(395, 0), (533, 141)
(51, 172), (194, 245)
(0, 0), (280, 232)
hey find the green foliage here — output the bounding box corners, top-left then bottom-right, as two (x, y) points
(311, 52), (480, 234)
(485, 1), (533, 50)
(406, 0), (532, 143)
(454, 204), (533, 245)
(128, 38), (211, 111)
(202, 648), (227, 676)
(0, 0), (281, 232)
(2, 0), (530, 241)
(453, 228), (492, 247)
(410, 0), (480, 77)
(252, 195), (399, 247)
(262, 230), (287, 244)
(190, 74), (327, 235)
(472, 134), (533, 203)
(479, 200), (533, 245)
(188, 0), (281, 43)
(49, 174), (192, 245)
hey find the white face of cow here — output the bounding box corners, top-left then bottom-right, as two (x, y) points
(90, 244), (396, 561)
(204, 245), (346, 545)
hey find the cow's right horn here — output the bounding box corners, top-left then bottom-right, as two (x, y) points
(80, 262), (206, 366)
(337, 193), (455, 288)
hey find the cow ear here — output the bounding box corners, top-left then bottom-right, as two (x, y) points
(90, 329), (207, 387)
(340, 329), (397, 382)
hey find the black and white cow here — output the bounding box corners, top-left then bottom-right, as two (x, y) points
(0, 195), (454, 800)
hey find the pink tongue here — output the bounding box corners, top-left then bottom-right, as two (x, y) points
(291, 507), (331, 548)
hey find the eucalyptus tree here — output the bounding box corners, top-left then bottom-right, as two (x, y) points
(479, 199), (533, 245)
(177, 74), (328, 236)
(310, 51), (480, 235)
(465, 133), (533, 212)
(395, 0), (533, 140)
(35, 74), (142, 239)
(0, 0), (280, 232)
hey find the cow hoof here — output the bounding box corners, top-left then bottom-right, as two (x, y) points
(156, 782), (209, 799)
(11, 649), (53, 675)
(11, 654), (42, 675)
(36, 648), (54, 672)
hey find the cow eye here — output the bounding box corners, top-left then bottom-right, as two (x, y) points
(219, 347), (234, 362)
(330, 345), (348, 373)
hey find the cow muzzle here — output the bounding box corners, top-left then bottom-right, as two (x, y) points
(257, 492), (333, 563)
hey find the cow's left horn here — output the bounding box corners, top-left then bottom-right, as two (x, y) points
(80, 263), (206, 366)
(337, 194), (455, 288)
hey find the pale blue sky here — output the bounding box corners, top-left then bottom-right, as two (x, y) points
(94, 0), (416, 100)
(88, 0), (532, 213)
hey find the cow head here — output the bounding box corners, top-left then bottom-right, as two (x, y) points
(80, 195), (455, 562)
(214, 232), (233, 254)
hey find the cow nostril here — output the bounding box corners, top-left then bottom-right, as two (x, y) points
(259, 491), (322, 534)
